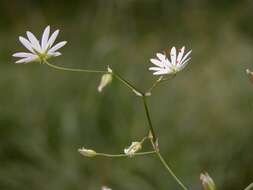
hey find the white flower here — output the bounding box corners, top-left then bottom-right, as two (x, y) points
(149, 46), (192, 75)
(124, 141), (142, 157)
(13, 25), (67, 64)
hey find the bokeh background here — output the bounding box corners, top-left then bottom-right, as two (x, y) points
(0, 0), (253, 190)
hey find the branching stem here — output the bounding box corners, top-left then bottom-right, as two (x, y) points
(44, 60), (187, 190)
(155, 150), (188, 190)
(96, 151), (156, 158)
(44, 60), (143, 96)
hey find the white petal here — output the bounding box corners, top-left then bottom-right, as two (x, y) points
(163, 58), (172, 68)
(13, 52), (35, 58)
(153, 69), (171, 75)
(19, 36), (34, 53)
(48, 41), (67, 53)
(156, 53), (166, 61)
(149, 67), (163, 71)
(41, 26), (50, 51)
(48, 51), (62, 57)
(15, 55), (38, 64)
(180, 50), (192, 64)
(170, 47), (177, 66)
(176, 46), (185, 64)
(150, 58), (164, 67)
(26, 31), (42, 52)
(47, 29), (59, 48)
(178, 58), (191, 71)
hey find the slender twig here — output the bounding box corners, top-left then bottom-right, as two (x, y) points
(44, 60), (187, 189)
(44, 60), (107, 73)
(142, 95), (188, 190)
(155, 150), (188, 190)
(142, 96), (157, 143)
(96, 151), (156, 158)
(245, 183), (253, 190)
(147, 76), (164, 94)
(146, 74), (176, 95)
(44, 60), (144, 96)
(112, 71), (144, 96)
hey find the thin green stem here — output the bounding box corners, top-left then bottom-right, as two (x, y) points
(146, 74), (176, 95)
(112, 71), (144, 96)
(44, 60), (107, 73)
(245, 183), (253, 190)
(44, 60), (187, 189)
(142, 95), (188, 190)
(156, 151), (188, 190)
(147, 76), (164, 94)
(44, 60), (143, 96)
(96, 151), (156, 158)
(142, 96), (157, 143)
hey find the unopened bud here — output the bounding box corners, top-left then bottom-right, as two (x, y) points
(101, 186), (112, 190)
(124, 141), (142, 157)
(200, 172), (216, 190)
(246, 69), (253, 83)
(107, 65), (113, 73)
(97, 67), (113, 92)
(246, 69), (251, 75)
(145, 92), (152, 96)
(148, 131), (153, 139)
(78, 147), (97, 157)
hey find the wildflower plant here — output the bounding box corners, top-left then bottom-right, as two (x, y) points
(13, 26), (253, 190)
(13, 26), (67, 64)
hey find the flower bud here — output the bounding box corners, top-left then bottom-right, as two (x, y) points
(78, 147), (97, 157)
(124, 141), (142, 157)
(246, 69), (253, 83)
(97, 67), (113, 92)
(200, 172), (216, 190)
(101, 186), (112, 190)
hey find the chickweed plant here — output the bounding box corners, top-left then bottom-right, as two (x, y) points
(13, 26), (253, 190)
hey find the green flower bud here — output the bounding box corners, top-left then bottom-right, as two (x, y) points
(97, 67), (113, 92)
(78, 147), (97, 157)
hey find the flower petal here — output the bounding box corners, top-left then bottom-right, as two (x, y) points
(156, 53), (166, 61)
(180, 50), (192, 64)
(170, 47), (177, 66)
(41, 25), (50, 51)
(153, 69), (171, 75)
(48, 41), (67, 53)
(178, 58), (191, 71)
(150, 58), (164, 67)
(15, 54), (38, 64)
(48, 51), (62, 57)
(13, 52), (35, 58)
(19, 36), (34, 53)
(149, 67), (163, 71)
(176, 46), (185, 64)
(26, 31), (42, 52)
(47, 29), (59, 48)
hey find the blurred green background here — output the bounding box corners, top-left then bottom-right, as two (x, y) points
(0, 0), (253, 190)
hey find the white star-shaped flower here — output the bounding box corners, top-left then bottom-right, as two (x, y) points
(13, 25), (67, 64)
(149, 46), (192, 75)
